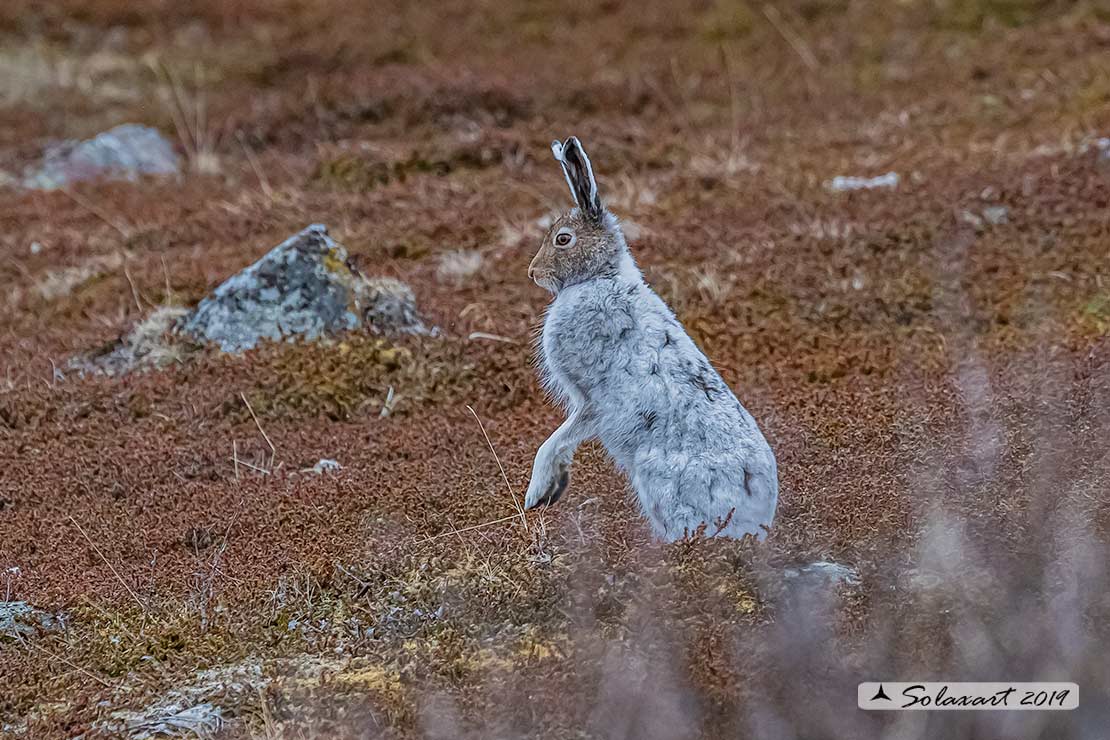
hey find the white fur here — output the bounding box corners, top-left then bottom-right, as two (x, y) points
(525, 217), (779, 542)
(551, 140), (580, 208)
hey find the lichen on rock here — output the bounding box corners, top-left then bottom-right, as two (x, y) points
(72, 305), (192, 377)
(178, 224), (430, 353)
(0, 601), (63, 640)
(363, 276), (427, 335)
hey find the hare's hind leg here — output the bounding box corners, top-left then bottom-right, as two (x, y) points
(525, 408), (595, 509)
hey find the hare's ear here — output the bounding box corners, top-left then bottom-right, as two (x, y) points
(551, 136), (603, 222)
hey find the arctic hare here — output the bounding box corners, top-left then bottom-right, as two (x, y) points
(524, 136), (778, 541)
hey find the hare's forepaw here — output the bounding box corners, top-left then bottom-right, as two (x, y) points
(526, 415), (589, 509)
(525, 462), (570, 509)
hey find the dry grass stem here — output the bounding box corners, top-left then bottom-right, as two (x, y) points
(466, 404), (528, 531)
(762, 5), (819, 71)
(59, 187), (132, 238)
(240, 392), (276, 470)
(18, 637), (113, 689)
(468, 332), (517, 344)
(414, 513), (526, 545)
(236, 130), (274, 200)
(67, 515), (151, 616)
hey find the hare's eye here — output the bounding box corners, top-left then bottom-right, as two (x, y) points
(554, 231), (574, 248)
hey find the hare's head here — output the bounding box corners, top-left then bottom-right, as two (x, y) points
(529, 137), (630, 294)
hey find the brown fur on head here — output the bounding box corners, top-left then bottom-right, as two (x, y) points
(528, 137), (627, 294)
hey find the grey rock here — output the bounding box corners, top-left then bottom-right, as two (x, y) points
(783, 560), (860, 588)
(23, 124), (180, 190)
(363, 277), (426, 335)
(100, 661), (264, 739)
(1, 601), (63, 639)
(126, 702), (223, 740)
(72, 305), (192, 377)
(179, 225), (429, 353)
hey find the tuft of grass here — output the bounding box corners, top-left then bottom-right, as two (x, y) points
(700, 0), (756, 41)
(435, 249), (484, 286)
(239, 337), (412, 420)
(1078, 293), (1110, 336)
(34, 253), (124, 302)
(149, 59), (222, 175)
(233, 330), (534, 421)
(313, 145), (505, 192)
(929, 0), (1055, 30)
(0, 42), (143, 107)
(314, 154), (395, 191)
(651, 264), (734, 318)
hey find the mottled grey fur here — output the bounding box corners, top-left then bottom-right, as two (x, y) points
(525, 137), (778, 541)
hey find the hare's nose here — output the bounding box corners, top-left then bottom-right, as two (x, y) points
(527, 263), (535, 280)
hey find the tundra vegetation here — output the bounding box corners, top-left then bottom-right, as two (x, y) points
(1, 1), (1108, 738)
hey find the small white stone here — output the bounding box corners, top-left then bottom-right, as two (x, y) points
(982, 206), (1009, 225)
(783, 560), (860, 587)
(960, 210), (984, 228)
(310, 459), (342, 474)
(826, 172), (900, 192)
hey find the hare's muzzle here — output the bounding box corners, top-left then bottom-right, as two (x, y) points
(527, 252), (545, 282)
(528, 250), (558, 292)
